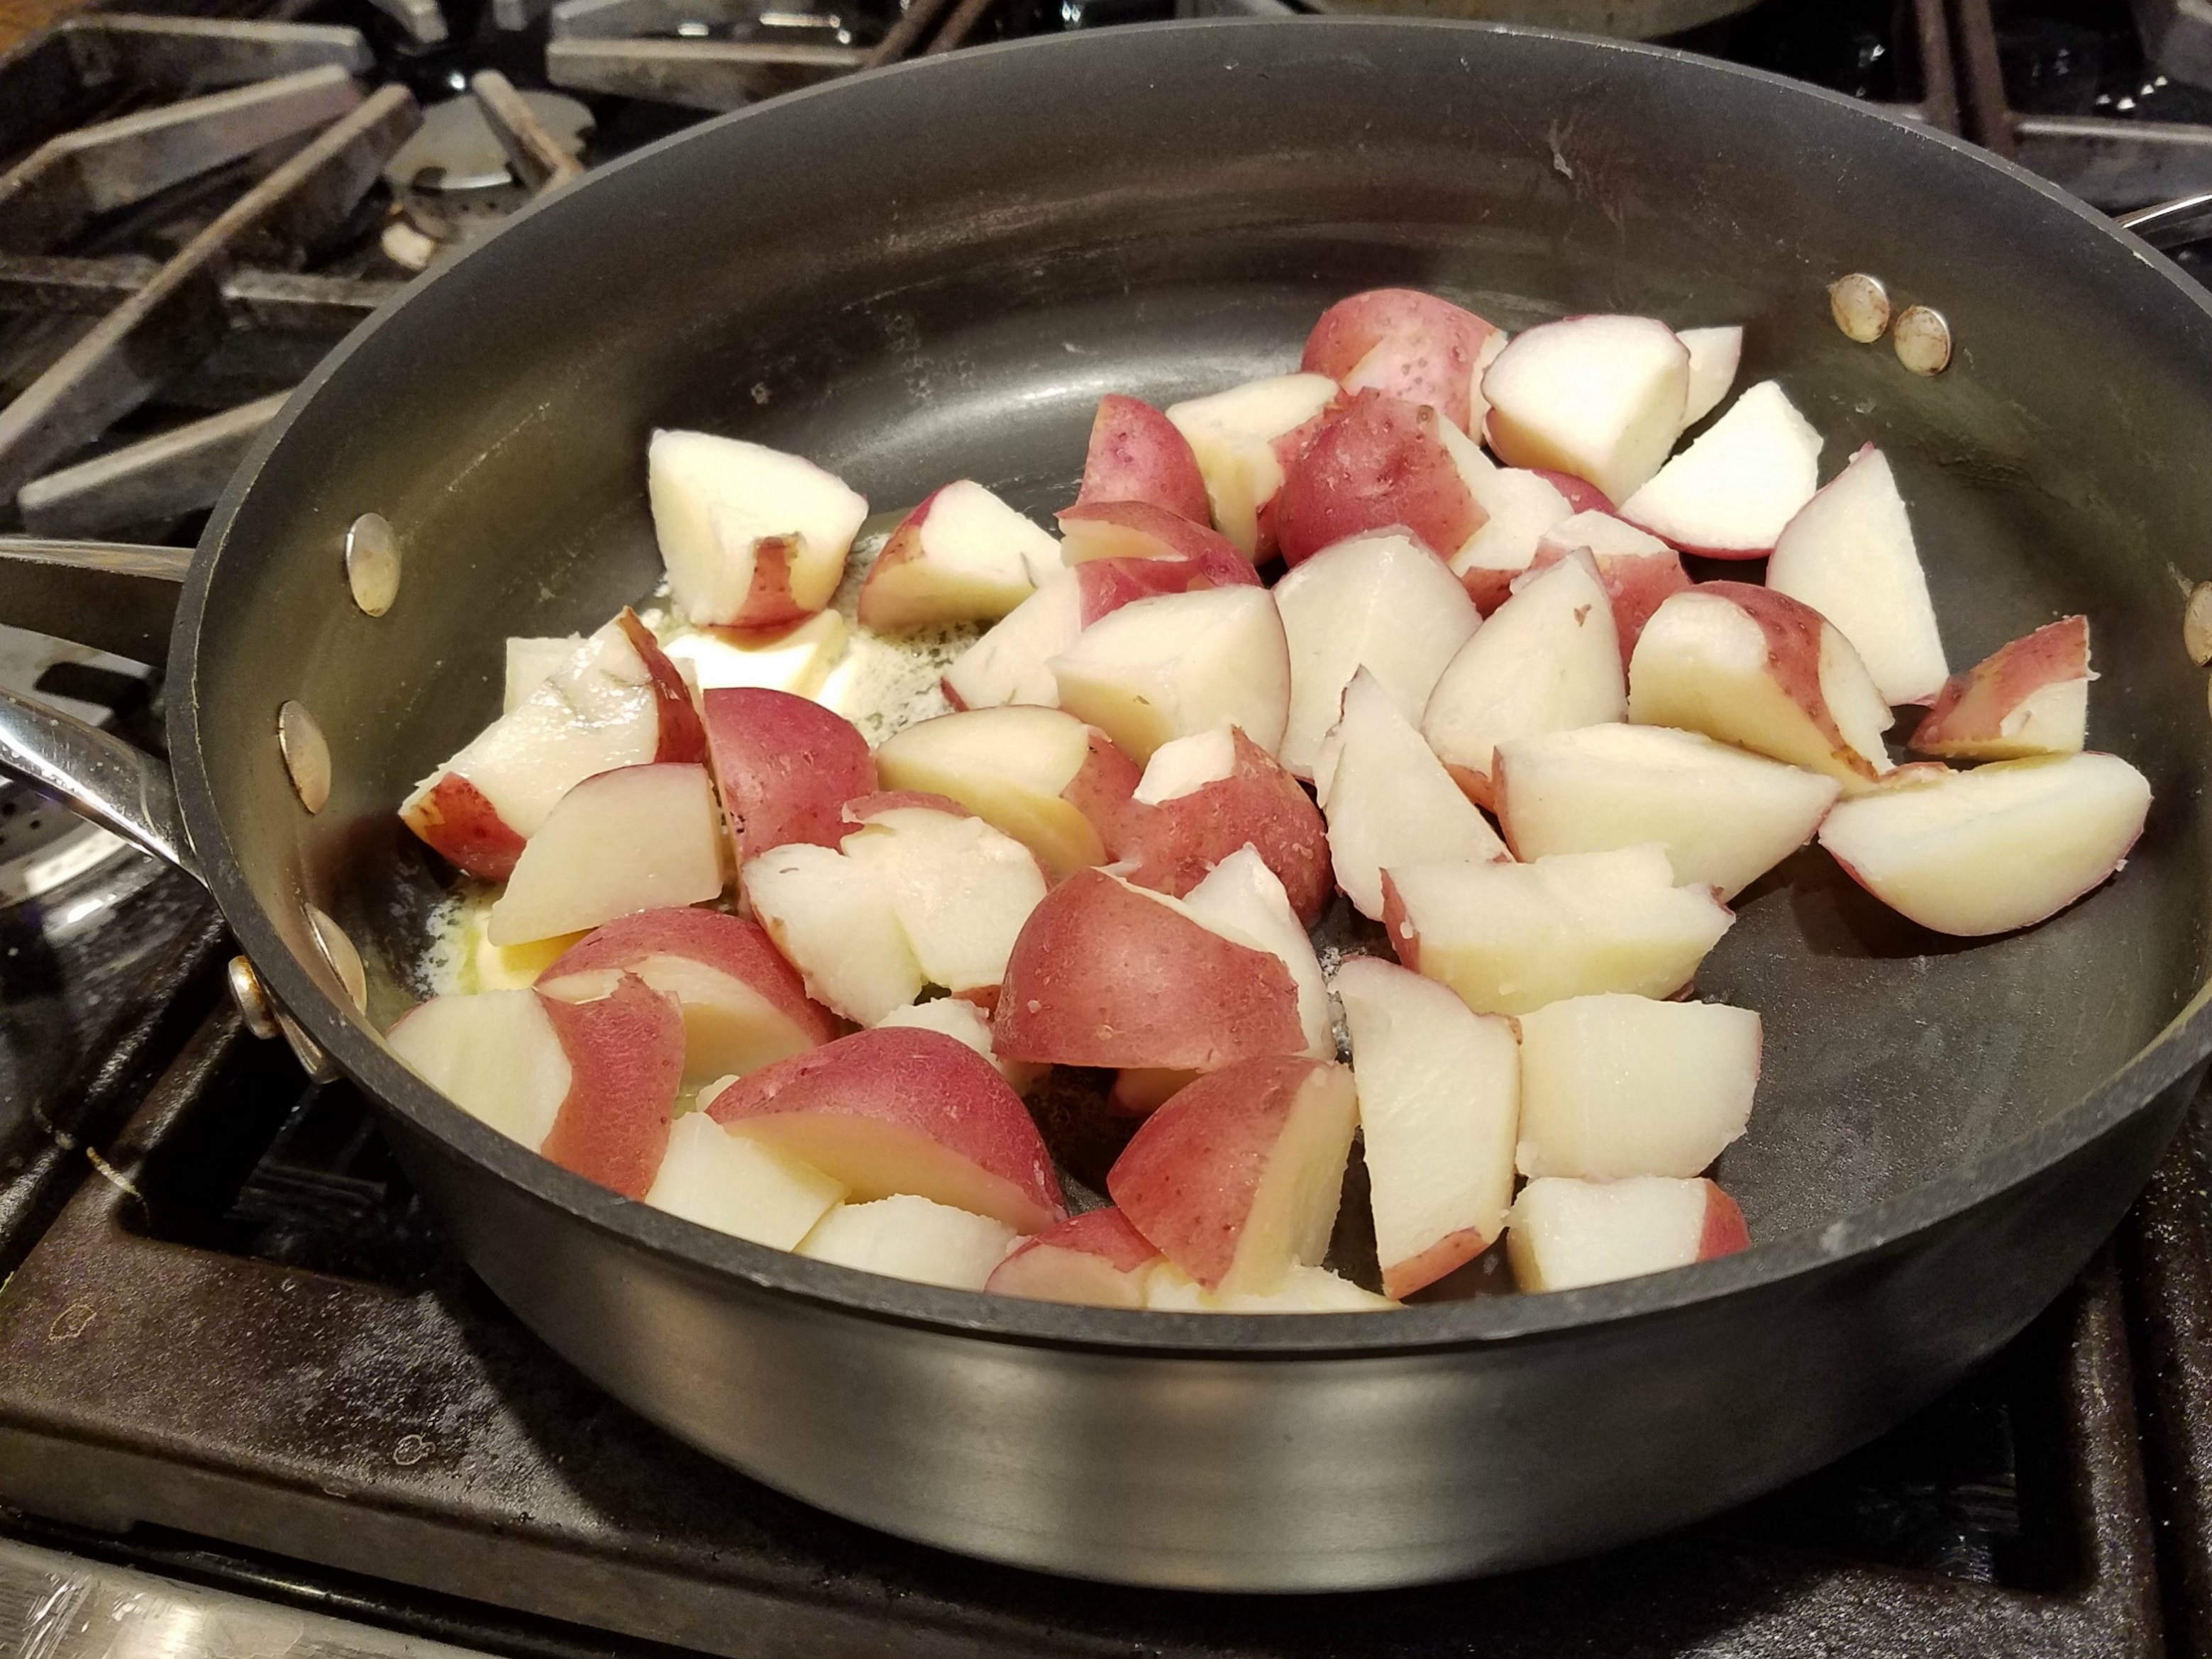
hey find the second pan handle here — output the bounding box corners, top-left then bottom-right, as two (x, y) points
(0, 535), (200, 881)
(2119, 194), (2212, 252)
(0, 683), (199, 882)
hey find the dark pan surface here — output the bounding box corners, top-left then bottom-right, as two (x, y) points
(178, 19), (2212, 1353)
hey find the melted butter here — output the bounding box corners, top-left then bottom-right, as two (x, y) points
(420, 516), (990, 997)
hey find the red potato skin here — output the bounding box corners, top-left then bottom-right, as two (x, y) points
(1074, 550), (1259, 623)
(1074, 396), (1211, 521)
(854, 489), (944, 631)
(1698, 581), (1875, 779)
(1525, 543), (1691, 666)
(702, 688), (876, 861)
(614, 608), (707, 763)
(1443, 761), (1498, 812)
(1529, 470), (1614, 516)
(707, 1026), (1067, 1226)
(1007, 1206), (1163, 1275)
(1272, 391), (1486, 568)
(1378, 876), (1422, 972)
(535, 972), (682, 1200)
(1105, 1055), (1339, 1291)
(1063, 731), (1144, 865)
(403, 772), (527, 882)
(1114, 728), (1332, 923)
(984, 1205), (1163, 1304)
(992, 870), (1307, 1070)
(1057, 499), (1246, 566)
(1910, 616), (2090, 753)
(722, 534), (810, 630)
(1252, 406), (1339, 562)
(1383, 1224), (1492, 1302)
(841, 789), (975, 823)
(1301, 289), (1502, 435)
(1700, 1181), (1752, 1259)
(1457, 567), (1522, 618)
(539, 906), (842, 1048)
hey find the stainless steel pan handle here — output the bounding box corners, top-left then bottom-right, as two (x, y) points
(0, 684), (198, 881)
(2119, 193), (2212, 251)
(0, 535), (200, 882)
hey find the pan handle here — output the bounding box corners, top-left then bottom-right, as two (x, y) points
(0, 535), (201, 882)
(0, 536), (189, 664)
(2118, 193), (2212, 251)
(0, 685), (200, 882)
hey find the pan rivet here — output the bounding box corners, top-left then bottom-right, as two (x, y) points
(346, 513), (401, 616)
(227, 956), (281, 1041)
(1893, 306), (1953, 376)
(1828, 273), (1892, 343)
(2185, 583), (2212, 667)
(277, 700), (332, 814)
(306, 904), (368, 1013)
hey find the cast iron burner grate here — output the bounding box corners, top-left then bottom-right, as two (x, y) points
(0, 1001), (2178, 1659)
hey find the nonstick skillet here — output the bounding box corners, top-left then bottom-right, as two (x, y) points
(5, 18), (2212, 1592)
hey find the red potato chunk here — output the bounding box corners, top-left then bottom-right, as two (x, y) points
(1164, 373), (1340, 560)
(1618, 381), (1823, 560)
(873, 706), (1139, 880)
(1508, 1175), (1749, 1292)
(1072, 393), (1211, 522)
(1302, 287), (1505, 435)
(1419, 550), (1624, 807)
(1335, 957), (1520, 1299)
(1910, 616), (2091, 760)
(1514, 993), (1761, 1180)
(703, 687), (877, 862)
(1382, 845), (1733, 1017)
(1106, 1055), (1358, 1296)
(706, 1026), (1067, 1234)
(858, 481), (1061, 633)
(401, 609), (702, 881)
(487, 762), (726, 946)
(1527, 514), (1690, 665)
(538, 906), (842, 1090)
(1271, 528), (1480, 782)
(1481, 315), (1690, 505)
(1817, 752), (2150, 936)
(1627, 583), (1895, 794)
(1271, 390), (1487, 568)
(1049, 584), (1291, 763)
(991, 869), (1308, 1070)
(1765, 444), (1947, 703)
(1115, 726), (1331, 924)
(985, 1208), (1164, 1308)
(939, 552), (1259, 714)
(387, 972), (682, 1201)
(1057, 499), (1245, 566)
(648, 430), (867, 628)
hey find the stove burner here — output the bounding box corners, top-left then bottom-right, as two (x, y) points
(383, 88), (592, 192)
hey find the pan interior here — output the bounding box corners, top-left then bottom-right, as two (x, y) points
(189, 22), (2212, 1296)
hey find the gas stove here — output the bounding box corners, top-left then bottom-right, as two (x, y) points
(6, 1), (2212, 1655)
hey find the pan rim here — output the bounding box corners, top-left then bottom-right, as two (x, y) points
(179, 14), (2212, 1358)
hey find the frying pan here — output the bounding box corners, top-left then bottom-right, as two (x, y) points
(5, 18), (2212, 1594)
